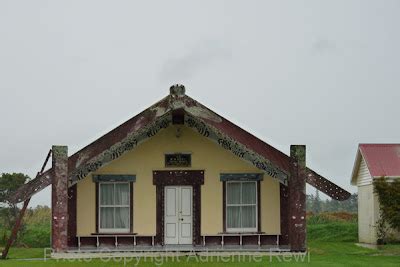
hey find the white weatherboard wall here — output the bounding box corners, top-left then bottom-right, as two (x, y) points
(357, 184), (379, 244)
(354, 152), (400, 244)
(356, 157), (373, 186)
(355, 156), (378, 244)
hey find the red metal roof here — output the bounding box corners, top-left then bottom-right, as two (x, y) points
(359, 144), (400, 177)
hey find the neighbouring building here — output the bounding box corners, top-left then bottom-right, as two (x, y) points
(9, 85), (350, 256)
(351, 144), (400, 244)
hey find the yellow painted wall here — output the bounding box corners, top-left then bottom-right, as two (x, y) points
(76, 125), (281, 236)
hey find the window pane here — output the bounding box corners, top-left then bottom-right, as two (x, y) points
(242, 182), (256, 204)
(227, 183), (241, 204)
(100, 207), (114, 228)
(115, 207), (130, 229)
(100, 184), (114, 205)
(242, 205), (256, 228)
(115, 183), (129, 205)
(227, 206), (241, 228)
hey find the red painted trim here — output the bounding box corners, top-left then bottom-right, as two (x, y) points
(67, 185), (77, 247)
(95, 182), (99, 233)
(279, 184), (289, 245)
(130, 182), (134, 233)
(257, 180), (261, 232)
(222, 182), (226, 233)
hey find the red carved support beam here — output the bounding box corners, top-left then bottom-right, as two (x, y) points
(288, 145), (306, 252)
(52, 146), (69, 252)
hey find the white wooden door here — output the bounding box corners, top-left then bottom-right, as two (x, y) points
(164, 186), (193, 245)
(179, 187), (193, 244)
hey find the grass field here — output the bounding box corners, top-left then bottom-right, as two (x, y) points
(1, 216), (399, 266)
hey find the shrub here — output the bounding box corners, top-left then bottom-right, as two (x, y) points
(374, 177), (400, 243)
(0, 205), (51, 248)
(19, 224), (50, 248)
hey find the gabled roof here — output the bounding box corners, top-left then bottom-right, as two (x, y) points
(351, 144), (400, 185)
(10, 85), (351, 203)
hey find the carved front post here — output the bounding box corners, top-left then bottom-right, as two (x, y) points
(52, 146), (68, 252)
(289, 145), (306, 251)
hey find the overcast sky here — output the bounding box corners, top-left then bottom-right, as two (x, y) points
(1, 1), (399, 207)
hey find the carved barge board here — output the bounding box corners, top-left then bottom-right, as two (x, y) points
(305, 168), (351, 201)
(184, 114), (288, 184)
(9, 93), (351, 203)
(70, 111), (289, 185)
(68, 96), (173, 182)
(10, 112), (172, 203)
(10, 170), (52, 203)
(69, 114), (172, 184)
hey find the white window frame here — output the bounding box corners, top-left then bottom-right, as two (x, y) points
(225, 181), (258, 233)
(98, 182), (130, 233)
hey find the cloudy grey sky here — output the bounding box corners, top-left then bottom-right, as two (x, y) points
(1, 1), (399, 206)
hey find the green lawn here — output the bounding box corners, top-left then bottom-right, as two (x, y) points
(1, 222), (399, 266)
(1, 242), (399, 267)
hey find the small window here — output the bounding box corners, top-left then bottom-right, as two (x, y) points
(226, 181), (257, 232)
(99, 182), (130, 233)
